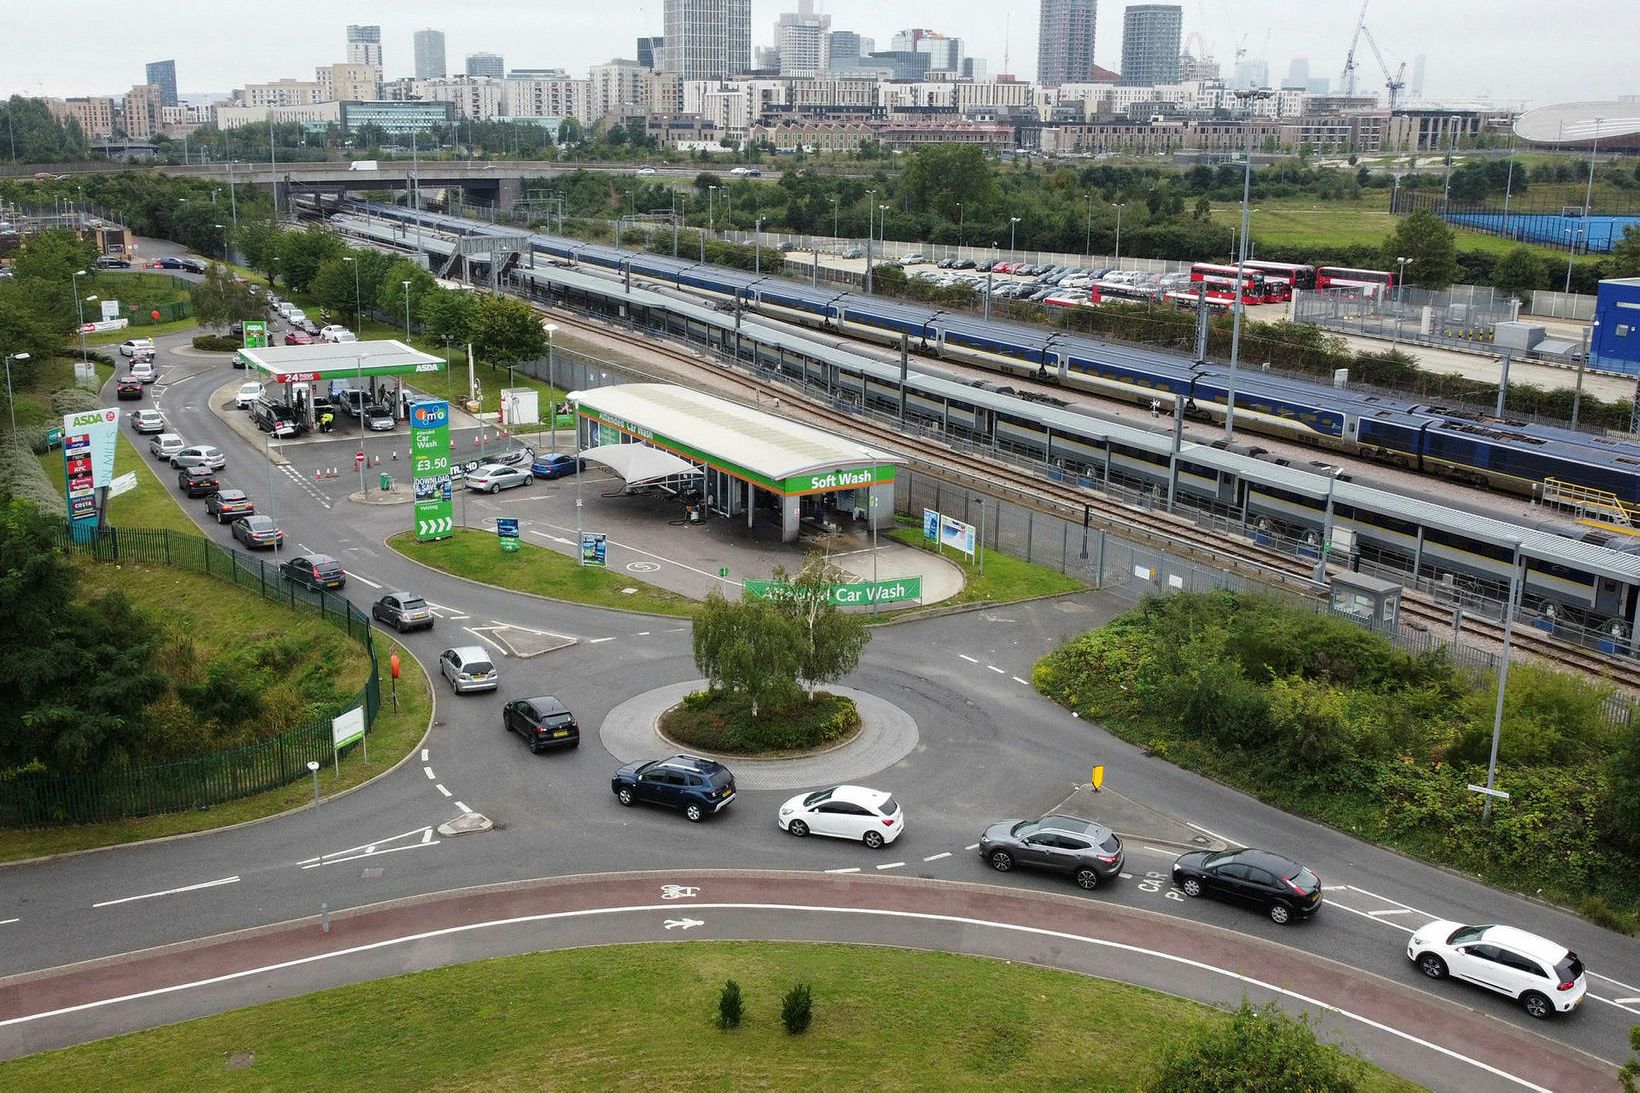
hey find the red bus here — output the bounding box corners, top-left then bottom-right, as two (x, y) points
(1189, 263), (1274, 304)
(1316, 266), (1396, 297)
(1165, 291), (1233, 313)
(1243, 260), (1316, 293)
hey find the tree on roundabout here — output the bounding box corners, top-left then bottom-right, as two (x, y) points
(670, 554), (871, 754)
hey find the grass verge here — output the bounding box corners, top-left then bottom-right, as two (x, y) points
(39, 429), (197, 536)
(887, 525), (1086, 607)
(0, 629), (429, 864)
(0, 943), (1422, 1091)
(389, 527), (697, 616)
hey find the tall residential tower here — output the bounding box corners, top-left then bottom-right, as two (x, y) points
(413, 29), (447, 79)
(1037, 0), (1097, 88)
(1119, 5), (1182, 86)
(658, 0), (751, 80)
(144, 60), (178, 107)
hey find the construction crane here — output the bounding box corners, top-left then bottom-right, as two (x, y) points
(1340, 0), (1369, 98)
(1359, 25), (1406, 109)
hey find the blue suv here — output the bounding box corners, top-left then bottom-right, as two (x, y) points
(611, 754), (736, 822)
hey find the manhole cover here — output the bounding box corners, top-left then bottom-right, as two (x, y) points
(626, 561), (661, 573)
(227, 1053), (255, 1070)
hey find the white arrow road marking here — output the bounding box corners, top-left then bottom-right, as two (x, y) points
(93, 875), (240, 908)
(663, 917), (705, 930)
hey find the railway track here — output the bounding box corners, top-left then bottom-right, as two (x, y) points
(541, 306), (1640, 697)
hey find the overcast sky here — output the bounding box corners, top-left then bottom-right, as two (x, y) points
(2, 0), (1630, 108)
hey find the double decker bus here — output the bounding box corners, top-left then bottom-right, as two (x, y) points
(1242, 260), (1316, 294)
(1316, 266), (1396, 298)
(1189, 263), (1275, 304)
(1164, 291), (1234, 314)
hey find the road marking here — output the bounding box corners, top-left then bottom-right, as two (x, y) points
(958, 654), (978, 663)
(589, 637), (615, 644)
(1368, 908), (1414, 916)
(876, 862), (905, 871)
(1142, 846), (1177, 856)
(1186, 821), (1239, 846)
(420, 749), (429, 762)
(298, 827), (437, 869)
(1615, 996), (1640, 1005)
(1589, 970), (1640, 997)
(663, 917), (705, 930)
(447, 614), (470, 620)
(93, 875), (240, 909)
(463, 627), (509, 655)
(964, 843), (979, 851)
(454, 801), (470, 813)
(922, 852), (951, 862)
(435, 784), (452, 797)
(301, 842), (438, 870)
(986, 665), (1005, 674)
(1012, 676), (1030, 685)
(423, 766), (436, 780)
(637, 631), (650, 636)
(1322, 885), (1350, 891)
(0, 918), (18, 927)
(2, 901), (1558, 1091)
(1325, 899), (1417, 934)
(348, 573), (383, 589)
(824, 867), (860, 874)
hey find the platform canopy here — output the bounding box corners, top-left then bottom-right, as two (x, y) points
(580, 442), (702, 486)
(235, 339), (446, 385)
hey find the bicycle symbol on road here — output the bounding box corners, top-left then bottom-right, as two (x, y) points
(660, 884), (701, 900)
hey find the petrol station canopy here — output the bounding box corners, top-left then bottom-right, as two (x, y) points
(235, 340), (447, 385)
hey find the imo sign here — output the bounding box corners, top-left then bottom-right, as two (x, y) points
(412, 402), (449, 428)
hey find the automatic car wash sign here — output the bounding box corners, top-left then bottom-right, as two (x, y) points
(746, 577), (922, 607)
(410, 399), (453, 541)
(61, 407), (118, 532)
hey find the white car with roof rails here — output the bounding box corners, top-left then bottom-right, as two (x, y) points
(1407, 920), (1587, 1019)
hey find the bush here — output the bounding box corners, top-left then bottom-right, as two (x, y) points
(660, 690), (859, 754)
(716, 979), (743, 1030)
(49, 387), (101, 416)
(1144, 1000), (1362, 1092)
(0, 434), (65, 512)
(191, 334), (239, 352)
(780, 983), (812, 1034)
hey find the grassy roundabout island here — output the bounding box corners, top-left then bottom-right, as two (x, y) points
(661, 688), (861, 755)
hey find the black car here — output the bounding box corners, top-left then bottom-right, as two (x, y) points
(280, 553), (346, 591)
(611, 754), (736, 822)
(1171, 848), (1323, 925)
(116, 378), (144, 400)
(231, 515), (284, 550)
(205, 489), (254, 523)
(503, 695), (580, 753)
(372, 593), (434, 632)
(977, 815), (1124, 891)
(95, 256), (132, 269)
(177, 466), (219, 497)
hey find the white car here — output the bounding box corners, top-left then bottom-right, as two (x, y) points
(464, 463), (532, 494)
(636, 166), (657, 175)
(149, 432), (185, 459)
(169, 444), (226, 471)
(319, 325), (356, 343)
(118, 338), (154, 358)
(127, 359), (158, 384)
(235, 382), (264, 408)
(777, 785), (903, 848)
(1407, 921), (1587, 1019)
(286, 308), (308, 326)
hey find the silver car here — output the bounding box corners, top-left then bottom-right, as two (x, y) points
(149, 432), (185, 459)
(439, 646), (499, 694)
(465, 463), (531, 494)
(170, 444), (226, 471)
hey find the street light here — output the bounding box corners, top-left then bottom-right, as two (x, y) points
(1111, 203), (1126, 269)
(213, 222), (228, 261)
(956, 202), (965, 250)
(1008, 216), (1022, 265)
(708, 185), (719, 235)
(1564, 225), (1580, 295)
(4, 352), (31, 434)
(1083, 193), (1093, 259)
(1481, 539), (1524, 822)
(754, 216), (764, 275)
(342, 255), (362, 332)
(1392, 257), (1413, 345)
(71, 269), (90, 365)
(543, 322), (559, 452)
(401, 280), (412, 340)
(306, 759), (321, 810)
(865, 188), (877, 294)
(1225, 87), (1275, 442)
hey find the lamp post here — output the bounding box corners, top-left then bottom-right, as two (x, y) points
(1083, 194), (1093, 260)
(1564, 226), (1578, 294)
(1392, 257), (1412, 344)
(865, 187), (877, 294)
(1008, 216), (1022, 265)
(1313, 468), (1343, 583)
(1481, 539), (1524, 822)
(754, 216), (764, 275)
(956, 202), (965, 250)
(543, 322), (559, 451)
(306, 759), (321, 810)
(213, 222), (228, 261)
(831, 193), (840, 242)
(1111, 202), (1126, 269)
(71, 269), (90, 365)
(4, 352), (30, 434)
(1225, 87), (1274, 442)
(401, 280), (412, 340)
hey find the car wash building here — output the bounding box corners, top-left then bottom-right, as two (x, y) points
(235, 340), (447, 427)
(571, 383), (898, 543)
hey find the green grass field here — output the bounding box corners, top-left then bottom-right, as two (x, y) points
(0, 943), (1422, 1091)
(887, 526), (1085, 606)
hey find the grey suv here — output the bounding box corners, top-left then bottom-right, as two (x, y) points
(978, 814), (1125, 890)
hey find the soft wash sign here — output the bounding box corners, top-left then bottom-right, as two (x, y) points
(62, 407), (119, 531)
(785, 465), (894, 494)
(410, 399), (453, 541)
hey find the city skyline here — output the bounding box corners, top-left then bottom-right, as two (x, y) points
(2, 0), (1631, 108)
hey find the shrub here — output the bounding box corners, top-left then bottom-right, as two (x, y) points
(716, 979), (743, 1030)
(1144, 1000), (1362, 1092)
(49, 387), (102, 416)
(191, 334), (240, 352)
(780, 983), (812, 1034)
(0, 434), (66, 512)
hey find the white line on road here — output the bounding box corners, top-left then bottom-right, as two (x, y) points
(464, 627), (509, 655)
(423, 766), (436, 780)
(93, 875), (240, 909)
(454, 801), (470, 813)
(435, 784), (452, 797)
(824, 867), (860, 874)
(300, 843), (438, 870)
(637, 631), (650, 636)
(348, 573), (382, 589)
(420, 749), (429, 762)
(1186, 821), (1239, 846)
(1344, 884), (1422, 914)
(0, 918), (18, 927)
(588, 637), (615, 644)
(1012, 676), (1030, 685)
(447, 615), (470, 620)
(1142, 846), (1177, 856)
(986, 665), (1005, 674)
(875, 862), (905, 870)
(421, 829), (433, 844)
(1325, 899), (1417, 934)
(1616, 997), (1640, 1005)
(958, 654), (979, 663)
(922, 852), (951, 862)
(1368, 908), (1414, 916)
(964, 843), (979, 851)
(1589, 970), (1640, 997)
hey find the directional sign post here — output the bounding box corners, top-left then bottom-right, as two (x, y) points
(496, 516), (520, 553)
(410, 400), (454, 542)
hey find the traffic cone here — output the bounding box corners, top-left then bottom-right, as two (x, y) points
(373, 454), (381, 465)
(392, 451), (398, 460)
(315, 468), (321, 480)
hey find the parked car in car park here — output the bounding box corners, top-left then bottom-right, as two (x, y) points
(116, 377), (144, 400)
(169, 444), (226, 471)
(439, 646), (498, 693)
(502, 695), (580, 752)
(530, 452), (583, 479)
(205, 489), (255, 523)
(177, 466), (220, 497)
(129, 409), (165, 433)
(231, 514), (284, 550)
(372, 593), (434, 632)
(119, 338), (154, 358)
(1171, 848), (1323, 924)
(611, 754), (736, 822)
(363, 403), (396, 431)
(280, 553), (346, 591)
(465, 463), (532, 494)
(94, 256), (132, 270)
(149, 432), (185, 459)
(1407, 921), (1586, 1019)
(778, 785), (903, 848)
(979, 815), (1124, 890)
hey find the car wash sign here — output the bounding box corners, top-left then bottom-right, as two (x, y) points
(410, 399), (453, 541)
(783, 464), (896, 496)
(746, 576), (922, 607)
(62, 407), (119, 532)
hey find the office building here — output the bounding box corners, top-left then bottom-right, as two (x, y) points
(916, 33), (964, 73)
(1037, 0), (1097, 88)
(776, 1), (831, 78)
(1120, 5), (1182, 86)
(826, 31), (874, 69)
(144, 60), (178, 108)
(659, 0), (752, 80)
(1284, 57), (1309, 90)
(414, 29), (447, 79)
(244, 79), (323, 108)
(346, 25), (383, 68)
(637, 37), (665, 70)
(339, 99), (455, 136)
(466, 52), (506, 79)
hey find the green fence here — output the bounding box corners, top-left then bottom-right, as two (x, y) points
(0, 526), (381, 828)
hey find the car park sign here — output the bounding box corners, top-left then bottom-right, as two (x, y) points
(411, 399), (453, 541)
(61, 408), (118, 535)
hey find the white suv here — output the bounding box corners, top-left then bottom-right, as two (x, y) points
(1407, 921), (1587, 1019)
(320, 326), (357, 343)
(119, 338), (154, 358)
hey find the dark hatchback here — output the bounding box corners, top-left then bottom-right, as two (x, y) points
(503, 696), (580, 753)
(280, 553), (346, 591)
(611, 754), (736, 822)
(978, 814), (1125, 890)
(177, 466), (219, 497)
(372, 593), (434, 632)
(205, 489), (254, 523)
(1171, 848), (1323, 925)
(116, 377), (144, 400)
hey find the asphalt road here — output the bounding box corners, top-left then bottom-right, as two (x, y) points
(2, 326), (1637, 1080)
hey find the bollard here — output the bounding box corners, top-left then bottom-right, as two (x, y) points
(321, 901), (330, 934)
